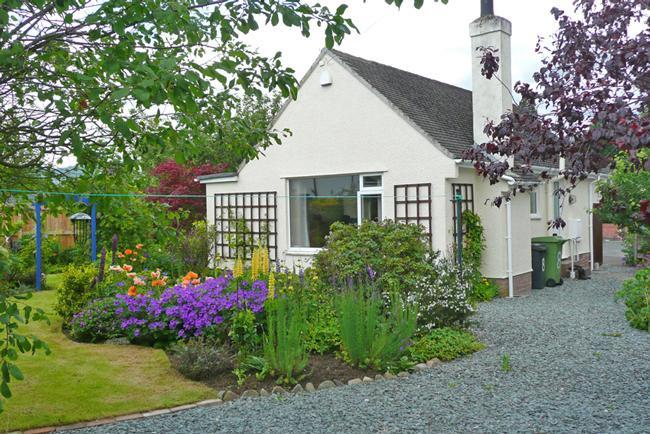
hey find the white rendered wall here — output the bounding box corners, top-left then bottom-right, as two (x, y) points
(469, 15), (513, 145)
(204, 52), (457, 267)
(446, 168), (532, 280)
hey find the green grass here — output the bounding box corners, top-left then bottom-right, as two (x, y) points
(0, 289), (216, 432)
(45, 272), (64, 291)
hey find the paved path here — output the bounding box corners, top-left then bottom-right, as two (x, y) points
(81, 266), (649, 434)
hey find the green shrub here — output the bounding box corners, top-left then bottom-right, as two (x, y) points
(469, 275), (500, 302)
(263, 294), (308, 384)
(622, 231), (650, 266)
(406, 328), (485, 363)
(616, 268), (650, 331)
(337, 287), (417, 371)
(168, 337), (235, 380)
(58, 242), (92, 266)
(461, 210), (485, 270)
(304, 289), (340, 354)
(2, 235), (64, 287)
(55, 264), (98, 323)
(409, 252), (474, 331)
(313, 220), (431, 296)
(229, 309), (262, 357)
(70, 298), (123, 342)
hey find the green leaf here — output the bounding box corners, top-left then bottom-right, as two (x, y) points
(0, 381), (11, 399)
(8, 364), (23, 381)
(112, 88), (130, 100)
(336, 4), (349, 15)
(132, 88), (151, 104)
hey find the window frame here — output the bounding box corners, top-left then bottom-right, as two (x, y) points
(286, 172), (384, 252)
(529, 190), (540, 219)
(552, 181), (561, 220)
(357, 173), (384, 224)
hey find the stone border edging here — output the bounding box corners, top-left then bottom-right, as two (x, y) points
(20, 358), (442, 434)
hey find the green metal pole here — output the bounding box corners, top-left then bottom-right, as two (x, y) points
(455, 189), (463, 274)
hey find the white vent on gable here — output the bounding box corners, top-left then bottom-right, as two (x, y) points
(319, 61), (332, 86)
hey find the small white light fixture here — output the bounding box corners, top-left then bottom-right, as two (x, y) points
(319, 61), (332, 86)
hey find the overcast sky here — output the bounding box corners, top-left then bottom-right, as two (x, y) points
(244, 0), (576, 91)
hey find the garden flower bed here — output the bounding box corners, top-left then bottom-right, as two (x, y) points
(3, 220), (495, 431)
(59, 230), (487, 395)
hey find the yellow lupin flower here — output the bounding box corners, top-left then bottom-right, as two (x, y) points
(233, 256), (244, 278)
(262, 248), (269, 275)
(268, 271), (275, 300)
(251, 249), (259, 280)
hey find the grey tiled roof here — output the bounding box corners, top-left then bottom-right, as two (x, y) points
(332, 50), (559, 170)
(331, 50), (474, 158)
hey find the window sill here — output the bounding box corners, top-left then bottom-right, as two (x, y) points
(530, 214), (542, 220)
(286, 247), (322, 256)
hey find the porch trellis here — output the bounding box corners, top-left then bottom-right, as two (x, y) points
(394, 183), (432, 244)
(451, 183), (474, 236)
(213, 192), (278, 260)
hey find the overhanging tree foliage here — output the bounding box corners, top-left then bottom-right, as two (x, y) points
(0, 0), (448, 190)
(466, 0), (649, 224)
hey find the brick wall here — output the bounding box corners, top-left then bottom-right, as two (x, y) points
(602, 223), (621, 240)
(492, 271), (532, 297)
(561, 253), (591, 278)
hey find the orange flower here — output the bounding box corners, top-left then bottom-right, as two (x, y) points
(151, 279), (165, 287)
(127, 286), (137, 296)
(191, 278), (201, 285)
(132, 251), (138, 256)
(117, 253), (125, 258)
(136, 244), (143, 250)
(126, 272), (136, 278)
(124, 249), (133, 255)
(184, 271), (199, 281)
(123, 264), (133, 272)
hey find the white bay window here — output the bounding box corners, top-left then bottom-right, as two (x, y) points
(289, 173), (383, 248)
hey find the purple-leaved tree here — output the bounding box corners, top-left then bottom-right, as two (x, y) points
(465, 0), (649, 225)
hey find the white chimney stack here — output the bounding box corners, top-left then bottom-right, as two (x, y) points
(469, 4), (513, 146)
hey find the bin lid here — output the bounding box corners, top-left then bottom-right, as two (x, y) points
(531, 243), (547, 251)
(531, 236), (567, 244)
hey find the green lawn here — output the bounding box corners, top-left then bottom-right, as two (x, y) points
(0, 286), (216, 432)
(45, 272), (64, 291)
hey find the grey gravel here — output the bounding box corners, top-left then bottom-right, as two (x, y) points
(80, 266), (649, 433)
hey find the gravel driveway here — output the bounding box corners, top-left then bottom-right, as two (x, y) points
(80, 266), (649, 434)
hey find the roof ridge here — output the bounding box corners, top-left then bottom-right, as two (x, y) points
(329, 49), (472, 95)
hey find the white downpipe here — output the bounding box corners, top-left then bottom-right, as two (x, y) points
(570, 239), (576, 279)
(588, 176), (601, 271)
(501, 175), (516, 298)
(506, 200), (514, 298)
(588, 182), (594, 271)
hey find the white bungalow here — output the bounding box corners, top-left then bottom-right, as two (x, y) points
(199, 8), (601, 296)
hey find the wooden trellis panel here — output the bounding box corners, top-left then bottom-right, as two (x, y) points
(451, 183), (475, 236)
(213, 192), (277, 260)
(394, 183), (432, 244)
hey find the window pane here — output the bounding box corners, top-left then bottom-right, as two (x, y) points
(361, 194), (381, 222)
(362, 175), (382, 188)
(553, 181), (561, 219)
(289, 175), (359, 248)
(530, 192), (537, 214)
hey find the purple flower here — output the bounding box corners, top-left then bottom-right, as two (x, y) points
(116, 281), (125, 287)
(113, 274), (268, 340)
(366, 265), (377, 282)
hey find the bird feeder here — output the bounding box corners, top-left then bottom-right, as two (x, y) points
(70, 212), (92, 245)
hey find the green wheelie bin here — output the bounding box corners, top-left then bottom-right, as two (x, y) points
(531, 236), (567, 287)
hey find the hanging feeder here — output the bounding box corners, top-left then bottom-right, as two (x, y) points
(70, 212), (92, 245)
